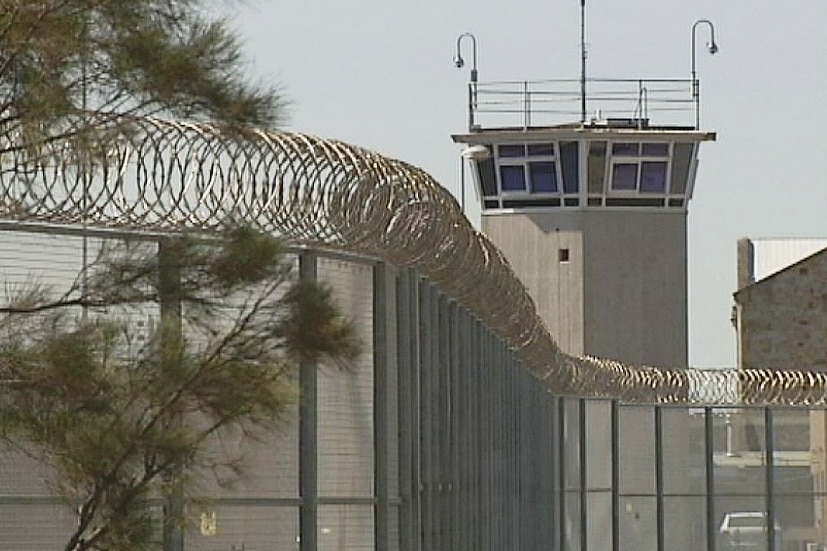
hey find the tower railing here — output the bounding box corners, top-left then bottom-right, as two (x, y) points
(467, 77), (696, 130)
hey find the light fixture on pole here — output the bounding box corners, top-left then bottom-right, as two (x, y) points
(580, 0), (587, 124)
(454, 32), (478, 130)
(691, 19), (718, 129)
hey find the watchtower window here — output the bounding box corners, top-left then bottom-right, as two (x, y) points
(498, 144), (526, 157)
(495, 142), (568, 198)
(669, 142), (696, 195)
(529, 162), (557, 192)
(587, 141), (608, 194)
(612, 142), (640, 156)
(609, 141), (670, 194)
(527, 143), (555, 156)
(500, 165), (527, 191)
(469, 136), (699, 211)
(640, 162), (668, 192)
(612, 164), (638, 191)
(642, 143), (669, 156)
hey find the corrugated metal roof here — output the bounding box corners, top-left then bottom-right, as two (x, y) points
(752, 238), (827, 282)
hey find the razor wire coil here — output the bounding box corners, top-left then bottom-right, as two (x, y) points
(1, 114), (825, 406)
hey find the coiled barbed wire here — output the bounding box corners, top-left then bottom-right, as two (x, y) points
(0, 114), (824, 406)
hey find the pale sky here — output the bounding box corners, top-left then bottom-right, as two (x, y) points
(232, 0), (827, 368)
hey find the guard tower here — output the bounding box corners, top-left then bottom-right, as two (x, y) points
(454, 77), (715, 367)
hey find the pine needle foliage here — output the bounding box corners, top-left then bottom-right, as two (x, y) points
(0, 223), (360, 551)
(0, 0), (286, 151)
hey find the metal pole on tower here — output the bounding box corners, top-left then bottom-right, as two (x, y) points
(580, 0), (587, 123)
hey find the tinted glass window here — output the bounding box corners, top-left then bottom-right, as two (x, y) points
(587, 141), (607, 194)
(669, 142), (695, 195)
(477, 157), (497, 197)
(640, 162), (667, 193)
(527, 143), (555, 156)
(560, 141), (580, 194)
(498, 144), (526, 158)
(642, 143), (669, 156)
(612, 143), (639, 156)
(500, 165), (527, 191)
(529, 161), (557, 192)
(611, 163), (638, 190)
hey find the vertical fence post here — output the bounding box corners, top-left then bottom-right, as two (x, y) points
(705, 408), (715, 551)
(655, 407), (665, 551)
(611, 402), (620, 551)
(397, 269), (420, 551)
(765, 408), (776, 551)
(437, 296), (451, 549)
(373, 262), (393, 549)
(299, 252), (318, 551)
(159, 238), (184, 551)
(448, 302), (461, 550)
(579, 399), (588, 551)
(557, 398), (567, 551)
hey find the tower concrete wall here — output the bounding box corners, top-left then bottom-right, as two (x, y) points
(582, 210), (688, 367)
(481, 212), (585, 356)
(482, 209), (687, 367)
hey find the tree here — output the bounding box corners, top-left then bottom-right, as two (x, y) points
(0, 3), (317, 547)
(0, 223), (360, 550)
(0, 0), (286, 152)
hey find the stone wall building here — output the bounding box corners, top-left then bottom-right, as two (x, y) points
(733, 238), (827, 372)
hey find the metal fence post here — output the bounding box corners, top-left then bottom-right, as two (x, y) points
(397, 269), (420, 551)
(705, 408), (715, 551)
(159, 238), (184, 551)
(765, 408), (776, 551)
(299, 252), (318, 551)
(374, 262), (394, 549)
(655, 406), (665, 551)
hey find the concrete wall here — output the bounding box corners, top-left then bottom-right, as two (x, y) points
(483, 209), (688, 367)
(582, 210), (688, 367)
(481, 212), (585, 356)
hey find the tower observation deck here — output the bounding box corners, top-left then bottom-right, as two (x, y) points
(454, 76), (716, 367)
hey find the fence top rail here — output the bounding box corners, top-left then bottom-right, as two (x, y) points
(0, 113), (820, 406)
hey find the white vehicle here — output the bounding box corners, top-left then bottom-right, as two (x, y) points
(719, 512), (781, 550)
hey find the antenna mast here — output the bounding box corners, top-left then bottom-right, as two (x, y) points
(580, 0), (587, 123)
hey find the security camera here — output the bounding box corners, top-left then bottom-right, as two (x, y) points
(453, 55), (465, 68)
(707, 42), (718, 55)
